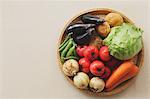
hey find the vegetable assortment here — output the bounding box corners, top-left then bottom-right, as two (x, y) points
(59, 12), (143, 93)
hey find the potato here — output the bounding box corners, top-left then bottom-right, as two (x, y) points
(89, 36), (103, 50)
(97, 22), (110, 37)
(105, 13), (123, 27)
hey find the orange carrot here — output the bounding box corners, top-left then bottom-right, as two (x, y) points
(106, 61), (134, 88)
(106, 65), (139, 91)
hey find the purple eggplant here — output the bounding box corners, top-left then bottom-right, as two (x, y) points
(81, 15), (105, 25)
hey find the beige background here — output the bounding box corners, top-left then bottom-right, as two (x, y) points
(1, 0), (150, 99)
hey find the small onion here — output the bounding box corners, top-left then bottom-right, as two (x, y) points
(73, 72), (89, 89)
(62, 59), (79, 76)
(89, 77), (105, 92)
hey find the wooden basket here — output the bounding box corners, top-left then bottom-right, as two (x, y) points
(57, 8), (144, 96)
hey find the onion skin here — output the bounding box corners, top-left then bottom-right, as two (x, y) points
(89, 77), (105, 93)
(73, 72), (90, 89)
(62, 59), (79, 76)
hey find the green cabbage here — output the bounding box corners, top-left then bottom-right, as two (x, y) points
(104, 23), (143, 60)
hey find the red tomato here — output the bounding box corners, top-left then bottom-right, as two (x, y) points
(76, 46), (87, 57)
(99, 46), (111, 61)
(83, 46), (99, 61)
(90, 60), (105, 76)
(79, 58), (91, 73)
(100, 67), (111, 79)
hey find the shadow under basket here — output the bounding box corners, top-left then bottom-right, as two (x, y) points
(57, 8), (144, 96)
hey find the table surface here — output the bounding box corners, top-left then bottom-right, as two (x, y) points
(0, 0), (150, 99)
